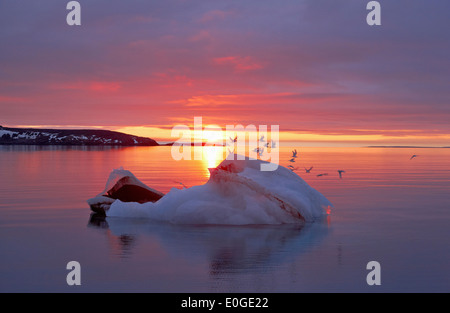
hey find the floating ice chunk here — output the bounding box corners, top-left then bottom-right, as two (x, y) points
(89, 156), (333, 225)
(87, 167), (164, 214)
(87, 196), (116, 213)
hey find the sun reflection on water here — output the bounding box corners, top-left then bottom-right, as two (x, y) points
(201, 146), (226, 177)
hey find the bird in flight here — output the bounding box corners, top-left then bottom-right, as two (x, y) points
(253, 147), (264, 157)
(291, 149), (298, 158)
(265, 140), (277, 148)
(287, 165), (299, 172)
(229, 135), (238, 143)
(317, 173), (328, 177)
(174, 181), (188, 189)
(338, 170), (346, 179)
(305, 167), (313, 173)
(410, 155), (419, 160)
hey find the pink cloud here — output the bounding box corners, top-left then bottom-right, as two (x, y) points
(88, 82), (122, 92)
(213, 56), (264, 72)
(0, 95), (27, 103)
(48, 81), (122, 92)
(188, 30), (213, 42)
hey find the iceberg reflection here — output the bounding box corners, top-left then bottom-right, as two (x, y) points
(88, 214), (331, 274)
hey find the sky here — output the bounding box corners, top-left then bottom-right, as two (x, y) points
(0, 0), (449, 145)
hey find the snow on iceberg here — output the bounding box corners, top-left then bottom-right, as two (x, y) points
(87, 167), (164, 213)
(88, 156), (333, 225)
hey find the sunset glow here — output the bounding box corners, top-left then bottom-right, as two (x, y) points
(1, 0), (450, 295)
(1, 2), (449, 147)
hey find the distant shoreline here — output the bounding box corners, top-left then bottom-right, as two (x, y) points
(1, 126), (448, 148)
(367, 146), (450, 149)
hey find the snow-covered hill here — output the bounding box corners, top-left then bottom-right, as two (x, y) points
(0, 126), (159, 146)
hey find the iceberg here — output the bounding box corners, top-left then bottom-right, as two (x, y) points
(87, 167), (164, 214)
(87, 156), (333, 225)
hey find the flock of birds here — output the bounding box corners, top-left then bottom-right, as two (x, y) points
(252, 135), (277, 157)
(227, 135), (349, 179)
(286, 148), (346, 179)
(227, 135), (276, 157)
(286, 150), (419, 179)
(286, 150), (420, 179)
(177, 135), (422, 188)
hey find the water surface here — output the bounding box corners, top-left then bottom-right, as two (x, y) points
(1, 145), (449, 292)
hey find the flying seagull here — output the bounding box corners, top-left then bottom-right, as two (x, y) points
(291, 149), (298, 158)
(317, 173), (328, 177)
(287, 165), (299, 172)
(265, 140), (276, 148)
(305, 167), (313, 173)
(289, 158), (296, 163)
(174, 181), (188, 189)
(229, 135), (238, 143)
(253, 147), (264, 157)
(410, 155), (419, 160)
(338, 170), (346, 179)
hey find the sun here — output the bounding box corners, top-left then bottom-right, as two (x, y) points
(201, 127), (224, 145)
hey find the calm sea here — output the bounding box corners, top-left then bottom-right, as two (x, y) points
(0, 145), (449, 292)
